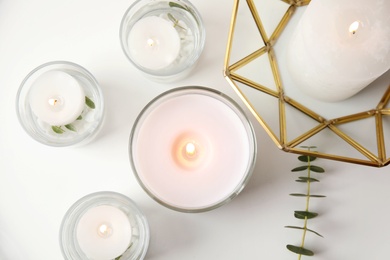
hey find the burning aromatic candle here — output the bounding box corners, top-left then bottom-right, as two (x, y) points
(120, 0), (206, 81)
(28, 70), (85, 126)
(286, 0), (390, 102)
(76, 205), (132, 260)
(16, 61), (105, 147)
(60, 192), (150, 260)
(128, 16), (181, 70)
(129, 87), (257, 212)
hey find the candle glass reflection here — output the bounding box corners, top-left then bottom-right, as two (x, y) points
(129, 87), (257, 212)
(60, 191), (150, 260)
(16, 61), (105, 147)
(120, 0), (206, 82)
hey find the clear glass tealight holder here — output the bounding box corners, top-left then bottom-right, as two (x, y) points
(16, 61), (105, 147)
(120, 0), (206, 82)
(60, 191), (150, 260)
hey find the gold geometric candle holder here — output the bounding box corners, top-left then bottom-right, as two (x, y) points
(224, 0), (390, 167)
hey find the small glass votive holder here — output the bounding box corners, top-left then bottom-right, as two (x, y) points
(60, 191), (150, 260)
(129, 86), (257, 213)
(16, 61), (105, 147)
(120, 0), (206, 82)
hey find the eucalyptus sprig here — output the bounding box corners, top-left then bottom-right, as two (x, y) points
(51, 96), (95, 134)
(167, 13), (186, 30)
(286, 146), (325, 258)
(168, 2), (198, 23)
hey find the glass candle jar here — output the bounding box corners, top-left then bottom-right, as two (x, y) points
(60, 191), (150, 260)
(16, 61), (105, 147)
(120, 0), (206, 82)
(129, 86), (257, 212)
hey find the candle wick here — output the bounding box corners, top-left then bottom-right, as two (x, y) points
(48, 98), (58, 106)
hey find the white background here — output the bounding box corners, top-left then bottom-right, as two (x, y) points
(1, 0), (390, 259)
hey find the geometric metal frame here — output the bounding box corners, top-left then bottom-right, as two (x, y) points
(224, 0), (390, 167)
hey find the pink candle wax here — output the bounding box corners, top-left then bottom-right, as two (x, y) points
(130, 87), (256, 212)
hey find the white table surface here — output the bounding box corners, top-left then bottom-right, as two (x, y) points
(1, 0), (390, 259)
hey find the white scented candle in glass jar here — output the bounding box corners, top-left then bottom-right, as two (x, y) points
(120, 0), (206, 82)
(286, 0), (390, 102)
(60, 192), (150, 260)
(29, 70), (85, 126)
(16, 61), (105, 147)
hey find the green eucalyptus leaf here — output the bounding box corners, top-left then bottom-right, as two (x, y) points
(294, 211), (318, 219)
(286, 244), (314, 256)
(85, 96), (95, 109)
(296, 177), (319, 182)
(290, 193), (326, 198)
(52, 126), (64, 134)
(289, 193), (307, 197)
(291, 165), (308, 172)
(309, 165), (325, 173)
(310, 194), (326, 198)
(298, 155), (317, 162)
(169, 2), (188, 11)
(285, 226), (323, 237)
(76, 115), (82, 120)
(65, 124), (76, 132)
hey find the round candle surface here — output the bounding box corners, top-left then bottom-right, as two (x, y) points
(29, 70), (85, 125)
(76, 205), (132, 260)
(286, 0), (390, 102)
(131, 89), (255, 211)
(128, 16), (181, 70)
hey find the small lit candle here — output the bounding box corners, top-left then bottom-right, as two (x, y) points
(128, 16), (181, 70)
(130, 87), (256, 212)
(60, 192), (149, 260)
(28, 70), (85, 125)
(76, 205), (132, 260)
(286, 0), (390, 102)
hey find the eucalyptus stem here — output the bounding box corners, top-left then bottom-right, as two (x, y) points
(299, 154), (312, 260)
(286, 146), (325, 258)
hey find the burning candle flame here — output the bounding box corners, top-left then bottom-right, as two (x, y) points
(185, 142), (196, 157)
(349, 21), (360, 35)
(147, 38), (155, 47)
(48, 98), (58, 106)
(97, 224), (112, 238)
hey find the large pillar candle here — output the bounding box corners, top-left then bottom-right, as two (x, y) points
(286, 0), (390, 102)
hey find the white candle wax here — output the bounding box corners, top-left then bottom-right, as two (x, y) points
(286, 0), (390, 102)
(132, 90), (254, 210)
(76, 205), (132, 260)
(128, 16), (181, 70)
(29, 70), (85, 125)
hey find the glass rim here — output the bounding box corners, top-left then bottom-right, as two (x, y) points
(128, 86), (257, 213)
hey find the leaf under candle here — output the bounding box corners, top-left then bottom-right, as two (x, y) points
(85, 96), (95, 109)
(52, 126), (64, 134)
